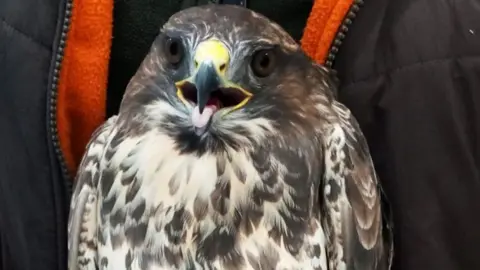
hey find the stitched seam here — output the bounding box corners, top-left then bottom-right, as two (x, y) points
(0, 18), (50, 51)
(342, 54), (480, 88)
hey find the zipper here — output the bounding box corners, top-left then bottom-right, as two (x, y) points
(48, 0), (74, 200)
(324, 0), (364, 68)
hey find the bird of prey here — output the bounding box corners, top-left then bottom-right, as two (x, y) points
(68, 4), (393, 270)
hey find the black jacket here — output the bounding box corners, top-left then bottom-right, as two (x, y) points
(1, 0), (479, 269)
(334, 1), (480, 269)
(1, 1), (70, 269)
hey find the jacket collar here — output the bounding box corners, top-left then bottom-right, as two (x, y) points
(301, 0), (361, 67)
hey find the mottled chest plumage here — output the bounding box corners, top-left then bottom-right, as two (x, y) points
(96, 130), (327, 270)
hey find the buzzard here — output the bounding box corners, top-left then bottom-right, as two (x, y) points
(68, 4), (393, 270)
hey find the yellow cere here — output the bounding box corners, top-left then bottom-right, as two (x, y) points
(194, 40), (230, 75)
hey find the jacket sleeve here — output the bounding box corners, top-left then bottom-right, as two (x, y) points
(331, 0), (480, 269)
(336, 56), (480, 270)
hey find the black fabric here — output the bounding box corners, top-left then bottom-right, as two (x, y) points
(0, 0), (69, 269)
(106, 0), (313, 117)
(333, 0), (480, 269)
(106, 0), (187, 117)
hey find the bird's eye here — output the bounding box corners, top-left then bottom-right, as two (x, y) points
(251, 49), (276, 77)
(164, 37), (184, 66)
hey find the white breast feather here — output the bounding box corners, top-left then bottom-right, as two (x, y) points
(96, 127), (328, 270)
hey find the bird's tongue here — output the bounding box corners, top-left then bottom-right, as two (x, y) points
(191, 98), (219, 129)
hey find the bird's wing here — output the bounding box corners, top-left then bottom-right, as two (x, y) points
(321, 101), (392, 270)
(68, 116), (118, 270)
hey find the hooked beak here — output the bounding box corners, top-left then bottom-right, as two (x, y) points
(175, 40), (252, 115)
(192, 61), (221, 113)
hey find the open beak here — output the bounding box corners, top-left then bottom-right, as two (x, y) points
(191, 61), (222, 114)
(175, 40), (252, 115)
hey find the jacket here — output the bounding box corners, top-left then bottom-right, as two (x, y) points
(1, 0), (479, 269)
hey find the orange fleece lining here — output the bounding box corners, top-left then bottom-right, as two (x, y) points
(57, 0), (112, 174)
(301, 0), (353, 63)
(56, 0), (352, 176)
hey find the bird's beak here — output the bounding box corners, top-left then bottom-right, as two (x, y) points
(193, 60), (222, 113)
(175, 40), (252, 114)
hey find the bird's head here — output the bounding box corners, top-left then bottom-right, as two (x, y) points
(120, 5), (335, 154)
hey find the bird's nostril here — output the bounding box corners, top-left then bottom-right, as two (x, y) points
(219, 63), (226, 72)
